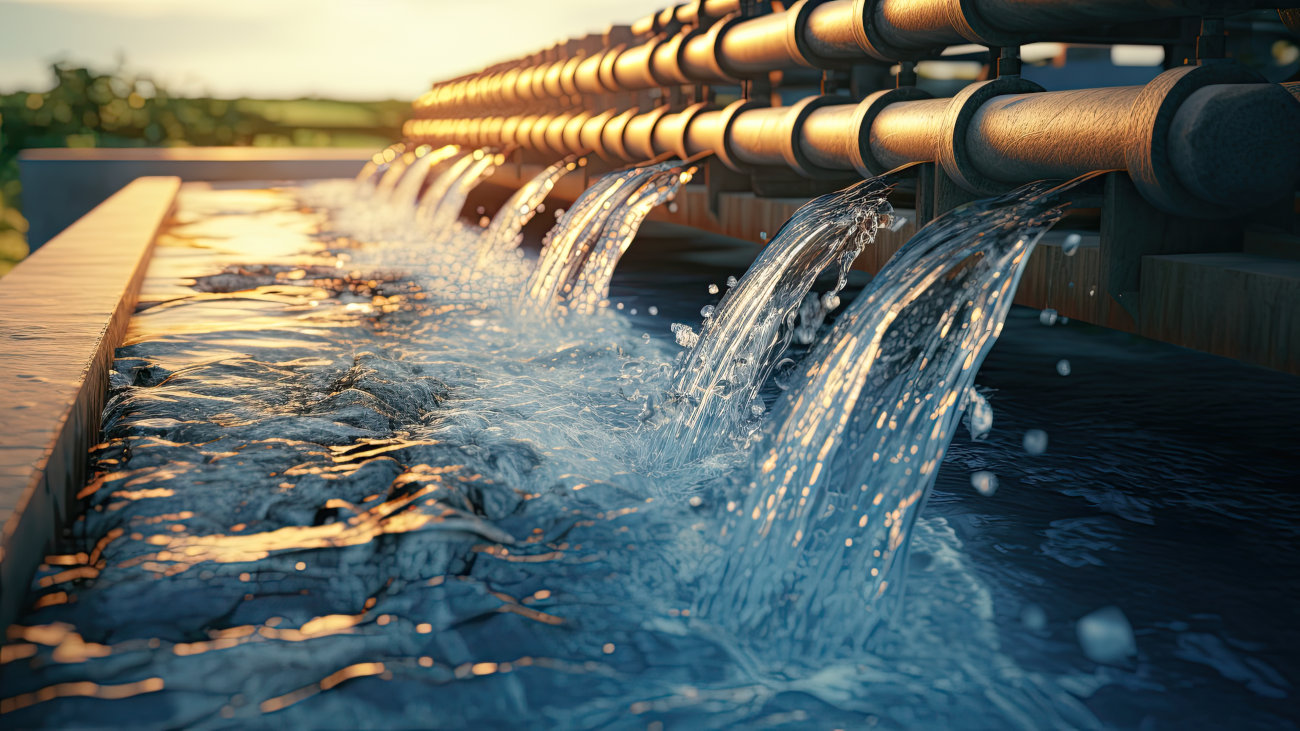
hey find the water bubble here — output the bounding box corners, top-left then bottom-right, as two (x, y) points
(673, 324), (699, 348)
(726, 275), (739, 288)
(707, 283), (719, 295)
(1056, 359), (1071, 376)
(970, 470), (999, 496)
(1023, 429), (1049, 455)
(1063, 233), (1082, 256)
(648, 306), (659, 316)
(967, 390), (993, 440)
(700, 305), (715, 318)
(1021, 604), (1047, 632)
(641, 333), (651, 343)
(1039, 308), (1059, 326)
(1076, 606), (1136, 664)
(773, 358), (798, 390)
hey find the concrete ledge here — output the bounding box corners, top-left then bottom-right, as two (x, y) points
(1140, 253), (1300, 374)
(19, 147), (371, 248)
(0, 176), (180, 629)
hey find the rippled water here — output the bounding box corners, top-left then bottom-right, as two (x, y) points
(2, 177), (1297, 730)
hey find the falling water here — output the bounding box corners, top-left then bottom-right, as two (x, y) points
(388, 144), (460, 211)
(355, 142), (406, 189)
(521, 161), (678, 316)
(700, 181), (1075, 657)
(414, 149), (497, 232)
(373, 148), (419, 197)
(563, 163), (696, 316)
(477, 156), (581, 266)
(648, 178), (894, 466)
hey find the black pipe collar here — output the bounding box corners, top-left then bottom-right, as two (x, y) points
(848, 85), (934, 176)
(938, 75), (1044, 194)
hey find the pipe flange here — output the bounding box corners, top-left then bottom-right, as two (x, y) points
(600, 107), (641, 162)
(787, 0), (857, 69)
(652, 31), (693, 85)
(579, 109), (618, 156)
(668, 102), (710, 160)
(782, 95), (851, 178)
(849, 86), (933, 177)
(944, 0), (1018, 48)
(851, 0), (936, 63)
(715, 99), (765, 173)
(1126, 63), (1263, 217)
(939, 76), (1044, 195)
(706, 14), (751, 82)
(598, 45), (629, 93)
(558, 56), (584, 97)
(625, 105), (671, 161)
(562, 111), (592, 156)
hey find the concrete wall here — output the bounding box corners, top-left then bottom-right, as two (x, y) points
(19, 147), (372, 249)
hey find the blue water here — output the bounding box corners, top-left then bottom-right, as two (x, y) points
(1, 173), (1297, 730)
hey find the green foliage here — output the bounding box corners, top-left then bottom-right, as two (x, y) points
(0, 62), (408, 274)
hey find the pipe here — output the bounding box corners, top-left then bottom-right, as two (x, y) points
(415, 0), (1299, 118)
(408, 70), (1300, 218)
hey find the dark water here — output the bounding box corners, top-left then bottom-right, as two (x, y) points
(1, 181), (1296, 730)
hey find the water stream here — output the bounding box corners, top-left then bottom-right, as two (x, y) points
(2, 165), (1296, 730)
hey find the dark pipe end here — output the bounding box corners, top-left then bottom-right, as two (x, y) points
(1169, 83), (1300, 210)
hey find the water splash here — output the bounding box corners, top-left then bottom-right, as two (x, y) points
(355, 143), (406, 188)
(414, 148), (497, 233)
(521, 161), (678, 317)
(648, 178), (894, 466)
(563, 163), (696, 316)
(701, 181), (1073, 657)
(477, 156), (581, 266)
(388, 144), (461, 211)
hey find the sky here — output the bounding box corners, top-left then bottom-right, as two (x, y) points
(0, 0), (668, 100)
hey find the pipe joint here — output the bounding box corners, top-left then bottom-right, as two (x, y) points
(939, 76), (1044, 194)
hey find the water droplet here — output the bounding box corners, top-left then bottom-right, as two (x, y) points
(1076, 606), (1136, 664)
(1063, 233), (1082, 256)
(821, 293), (841, 311)
(1023, 428), (1048, 455)
(616, 302), (624, 310)
(1021, 603), (1047, 632)
(970, 470), (998, 496)
(1056, 359), (1071, 376)
(641, 333), (651, 343)
(887, 213), (908, 232)
(554, 208), (565, 218)
(648, 306), (659, 316)
(475, 205), (485, 214)
(688, 495), (703, 507)
(726, 276), (739, 288)
(707, 283), (719, 295)
(700, 305), (715, 318)
(759, 231), (768, 241)
(967, 390), (993, 440)
(668, 202), (679, 213)
(629, 308), (638, 315)
(1039, 308), (1059, 326)
(773, 358), (798, 390)
(673, 324), (699, 348)
(750, 402), (764, 417)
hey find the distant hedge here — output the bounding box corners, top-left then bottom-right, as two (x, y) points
(0, 62), (407, 275)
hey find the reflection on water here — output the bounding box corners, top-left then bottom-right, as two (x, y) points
(2, 177), (1297, 730)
